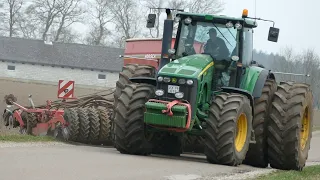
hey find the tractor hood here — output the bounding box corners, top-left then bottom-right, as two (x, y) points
(158, 54), (213, 79)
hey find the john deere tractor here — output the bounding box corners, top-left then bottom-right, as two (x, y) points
(112, 9), (313, 170)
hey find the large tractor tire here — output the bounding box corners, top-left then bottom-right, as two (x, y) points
(113, 83), (155, 155)
(88, 108), (100, 142)
(63, 108), (80, 141)
(267, 82), (313, 170)
(77, 108), (90, 142)
(204, 92), (253, 166)
(244, 79), (277, 167)
(111, 64), (156, 144)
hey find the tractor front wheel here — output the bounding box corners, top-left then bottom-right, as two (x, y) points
(204, 92), (253, 166)
(267, 82), (313, 170)
(113, 83), (155, 155)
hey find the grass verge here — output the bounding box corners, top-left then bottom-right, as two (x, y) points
(0, 134), (56, 142)
(313, 126), (320, 132)
(255, 165), (320, 180)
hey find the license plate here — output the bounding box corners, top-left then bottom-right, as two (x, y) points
(168, 85), (180, 94)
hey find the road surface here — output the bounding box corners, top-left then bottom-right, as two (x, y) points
(0, 132), (319, 180)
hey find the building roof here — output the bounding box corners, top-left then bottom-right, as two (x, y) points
(0, 36), (125, 72)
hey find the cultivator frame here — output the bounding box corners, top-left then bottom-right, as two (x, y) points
(2, 81), (115, 145)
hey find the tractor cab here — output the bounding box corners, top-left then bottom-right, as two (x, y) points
(146, 9), (280, 89)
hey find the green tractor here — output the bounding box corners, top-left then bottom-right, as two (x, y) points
(112, 9), (313, 170)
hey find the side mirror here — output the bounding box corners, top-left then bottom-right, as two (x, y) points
(268, 27), (280, 42)
(146, 14), (156, 28)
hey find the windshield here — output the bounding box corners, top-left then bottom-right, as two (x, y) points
(176, 20), (239, 60)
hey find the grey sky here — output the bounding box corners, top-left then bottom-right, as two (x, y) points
(72, 0), (319, 55)
(223, 0), (319, 55)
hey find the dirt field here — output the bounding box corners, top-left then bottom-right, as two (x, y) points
(0, 79), (110, 134)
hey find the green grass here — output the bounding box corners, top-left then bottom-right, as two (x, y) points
(255, 165), (320, 180)
(0, 134), (57, 142)
(313, 126), (320, 132)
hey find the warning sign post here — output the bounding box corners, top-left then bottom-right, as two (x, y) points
(57, 80), (76, 99)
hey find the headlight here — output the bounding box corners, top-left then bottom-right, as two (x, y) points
(178, 79), (186, 84)
(163, 77), (171, 83)
(175, 92), (184, 99)
(155, 89), (164, 96)
(186, 79), (193, 85)
(157, 76), (163, 82)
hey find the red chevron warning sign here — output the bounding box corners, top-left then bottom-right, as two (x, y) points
(58, 80), (75, 99)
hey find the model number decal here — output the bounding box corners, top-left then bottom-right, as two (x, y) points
(145, 54), (156, 59)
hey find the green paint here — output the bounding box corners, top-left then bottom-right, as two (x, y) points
(144, 102), (188, 128)
(240, 66), (263, 93)
(158, 54), (213, 78)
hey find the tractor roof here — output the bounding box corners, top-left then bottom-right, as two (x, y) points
(176, 12), (258, 28)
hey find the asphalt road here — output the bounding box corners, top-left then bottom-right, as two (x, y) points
(0, 132), (319, 180)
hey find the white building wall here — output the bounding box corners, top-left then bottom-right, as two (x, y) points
(0, 61), (119, 88)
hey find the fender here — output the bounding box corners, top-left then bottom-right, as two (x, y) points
(129, 77), (157, 86)
(252, 69), (276, 98)
(221, 87), (254, 115)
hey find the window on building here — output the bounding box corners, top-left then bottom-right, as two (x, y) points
(7, 65), (15, 70)
(98, 74), (106, 79)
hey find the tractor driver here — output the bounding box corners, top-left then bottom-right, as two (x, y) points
(204, 28), (229, 61)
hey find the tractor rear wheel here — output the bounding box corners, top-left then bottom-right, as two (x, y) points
(244, 79), (277, 167)
(112, 64), (156, 144)
(204, 92), (253, 166)
(113, 83), (155, 155)
(63, 108), (79, 141)
(267, 82), (313, 170)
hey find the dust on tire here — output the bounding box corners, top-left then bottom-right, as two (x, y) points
(204, 92), (253, 166)
(113, 83), (155, 155)
(244, 79), (277, 167)
(77, 107), (90, 142)
(88, 107), (100, 141)
(267, 82), (313, 170)
(63, 108), (80, 141)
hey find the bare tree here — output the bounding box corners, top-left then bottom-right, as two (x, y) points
(187, 0), (224, 14)
(53, 0), (84, 42)
(84, 0), (113, 46)
(108, 0), (142, 47)
(0, 0), (24, 37)
(25, 0), (63, 40)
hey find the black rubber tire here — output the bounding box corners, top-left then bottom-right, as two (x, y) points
(151, 132), (183, 156)
(204, 92), (253, 166)
(63, 108), (80, 141)
(113, 83), (155, 155)
(183, 135), (205, 153)
(88, 108), (100, 141)
(111, 64), (156, 144)
(77, 108), (90, 142)
(267, 82), (313, 170)
(26, 112), (37, 135)
(243, 79), (277, 168)
(98, 108), (112, 141)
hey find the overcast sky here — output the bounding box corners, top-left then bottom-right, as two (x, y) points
(221, 0), (319, 55)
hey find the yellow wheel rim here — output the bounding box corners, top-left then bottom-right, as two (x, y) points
(235, 113), (248, 152)
(300, 107), (310, 150)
